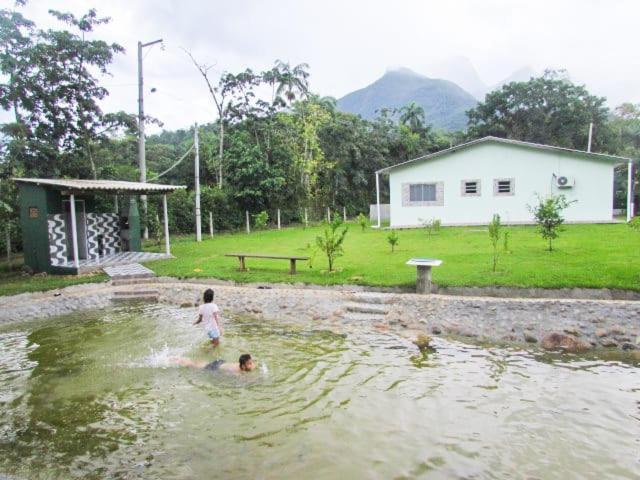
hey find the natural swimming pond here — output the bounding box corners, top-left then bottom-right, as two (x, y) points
(0, 304), (638, 479)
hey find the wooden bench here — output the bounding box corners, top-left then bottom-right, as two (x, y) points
(225, 253), (310, 274)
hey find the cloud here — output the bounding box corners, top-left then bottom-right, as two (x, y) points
(2, 0), (639, 132)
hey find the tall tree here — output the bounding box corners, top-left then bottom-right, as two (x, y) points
(273, 60), (310, 105)
(399, 101), (426, 132)
(467, 70), (610, 150)
(0, 3), (133, 178)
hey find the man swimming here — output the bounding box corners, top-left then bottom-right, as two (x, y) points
(171, 353), (255, 374)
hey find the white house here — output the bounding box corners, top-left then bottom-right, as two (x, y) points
(374, 136), (635, 227)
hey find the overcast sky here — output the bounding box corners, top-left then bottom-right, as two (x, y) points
(5, 0), (640, 132)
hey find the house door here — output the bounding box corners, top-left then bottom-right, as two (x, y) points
(63, 199), (88, 261)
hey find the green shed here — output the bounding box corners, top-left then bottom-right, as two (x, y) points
(14, 178), (185, 274)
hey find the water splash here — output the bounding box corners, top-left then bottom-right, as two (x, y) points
(129, 343), (187, 369)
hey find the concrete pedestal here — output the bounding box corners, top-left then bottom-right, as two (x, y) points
(416, 265), (432, 294)
(406, 258), (442, 295)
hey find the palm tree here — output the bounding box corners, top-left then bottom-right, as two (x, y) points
(399, 102), (426, 132)
(274, 60), (310, 105)
(308, 94), (337, 112)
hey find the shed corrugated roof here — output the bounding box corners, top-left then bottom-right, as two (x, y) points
(376, 136), (633, 174)
(13, 178), (186, 194)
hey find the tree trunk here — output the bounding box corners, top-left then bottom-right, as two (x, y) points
(5, 227), (11, 271)
(87, 141), (97, 180)
(218, 120), (224, 189)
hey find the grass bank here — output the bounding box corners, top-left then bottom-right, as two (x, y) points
(0, 256), (107, 296)
(1, 223), (638, 296)
(145, 223), (640, 291)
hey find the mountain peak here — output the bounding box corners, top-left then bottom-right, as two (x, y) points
(384, 66), (425, 78)
(337, 68), (477, 131)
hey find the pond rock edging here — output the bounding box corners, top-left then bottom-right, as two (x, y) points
(0, 280), (638, 352)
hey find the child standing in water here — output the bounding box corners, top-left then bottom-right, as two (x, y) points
(194, 288), (222, 347)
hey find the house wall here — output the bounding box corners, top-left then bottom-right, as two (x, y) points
(388, 142), (615, 227)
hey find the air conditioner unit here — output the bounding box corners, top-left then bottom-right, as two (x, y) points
(555, 176), (574, 188)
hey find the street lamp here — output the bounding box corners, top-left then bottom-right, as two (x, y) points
(138, 38), (163, 239)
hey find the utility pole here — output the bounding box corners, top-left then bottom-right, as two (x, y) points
(138, 38), (163, 240)
(194, 123), (201, 242)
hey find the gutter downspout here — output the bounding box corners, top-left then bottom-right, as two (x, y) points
(375, 172), (381, 228)
(628, 160), (635, 222)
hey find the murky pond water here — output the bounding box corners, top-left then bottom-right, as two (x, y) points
(0, 304), (638, 479)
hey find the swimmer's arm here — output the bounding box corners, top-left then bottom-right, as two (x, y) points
(193, 314), (203, 326)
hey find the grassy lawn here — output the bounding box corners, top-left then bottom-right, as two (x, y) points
(0, 256), (107, 297)
(142, 223), (640, 291)
(1, 223), (638, 296)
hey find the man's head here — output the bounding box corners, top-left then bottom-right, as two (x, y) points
(239, 354), (254, 371)
(203, 288), (214, 303)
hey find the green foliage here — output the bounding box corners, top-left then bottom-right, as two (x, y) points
(399, 102), (426, 133)
(0, 5), (135, 178)
(387, 230), (399, 252)
(467, 70), (611, 150)
(503, 230), (511, 254)
(629, 216), (640, 232)
(315, 218), (348, 271)
(357, 212), (369, 231)
(488, 214), (502, 272)
(420, 218), (441, 238)
(253, 211), (269, 230)
(529, 194), (574, 251)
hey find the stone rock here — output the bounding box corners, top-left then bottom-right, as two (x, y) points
(431, 325), (442, 335)
(599, 339), (618, 348)
(595, 329), (608, 338)
(541, 333), (592, 353)
(608, 326), (625, 335)
(563, 327), (581, 336)
(524, 333), (538, 343)
(412, 333), (432, 351)
(621, 343), (637, 351)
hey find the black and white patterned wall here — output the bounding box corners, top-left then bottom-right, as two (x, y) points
(47, 214), (67, 266)
(101, 213), (121, 255)
(86, 213), (100, 260)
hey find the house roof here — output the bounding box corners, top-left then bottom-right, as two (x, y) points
(375, 136), (633, 174)
(13, 178), (186, 194)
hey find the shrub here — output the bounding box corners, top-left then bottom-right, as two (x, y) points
(529, 194), (574, 251)
(356, 212), (369, 232)
(387, 230), (399, 252)
(503, 229), (511, 254)
(315, 218), (348, 271)
(488, 214), (502, 272)
(630, 216), (640, 232)
(419, 218), (441, 238)
(253, 210), (269, 230)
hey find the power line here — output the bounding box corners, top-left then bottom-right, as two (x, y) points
(148, 144), (194, 181)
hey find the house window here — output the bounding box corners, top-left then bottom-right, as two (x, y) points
(402, 182), (444, 206)
(410, 183), (436, 202)
(493, 178), (515, 196)
(461, 180), (481, 197)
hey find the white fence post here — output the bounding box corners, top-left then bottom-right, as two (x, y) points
(304, 208), (308, 227)
(246, 210), (250, 234)
(209, 211), (214, 238)
(343, 206), (347, 222)
(277, 208), (281, 230)
(327, 207), (331, 223)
